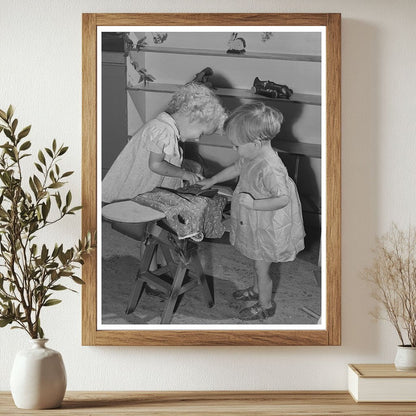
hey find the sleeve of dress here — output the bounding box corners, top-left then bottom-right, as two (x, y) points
(263, 165), (289, 198)
(143, 123), (175, 155)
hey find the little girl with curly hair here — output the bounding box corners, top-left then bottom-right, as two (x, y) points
(102, 82), (227, 203)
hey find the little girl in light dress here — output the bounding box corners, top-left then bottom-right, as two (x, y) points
(102, 82), (227, 203)
(199, 102), (305, 321)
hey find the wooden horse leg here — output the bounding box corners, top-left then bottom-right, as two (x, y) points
(160, 262), (187, 324)
(191, 252), (214, 308)
(125, 239), (157, 315)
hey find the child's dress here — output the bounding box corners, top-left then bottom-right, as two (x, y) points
(102, 112), (183, 203)
(230, 147), (305, 262)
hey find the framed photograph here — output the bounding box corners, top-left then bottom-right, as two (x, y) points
(82, 13), (341, 346)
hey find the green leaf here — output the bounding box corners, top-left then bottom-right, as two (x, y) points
(45, 148), (53, 158)
(31, 244), (38, 256)
(17, 125), (31, 140)
(52, 139), (57, 152)
(41, 244), (48, 262)
(55, 192), (62, 208)
(33, 175), (42, 192)
(4, 128), (12, 140)
(41, 202), (50, 220)
(71, 276), (85, 285)
(19, 140), (31, 151)
(0, 317), (13, 327)
(48, 182), (64, 189)
(29, 177), (38, 196)
(43, 299), (62, 307)
(0, 109), (7, 121)
(11, 118), (18, 133)
(34, 162), (43, 173)
(61, 171), (74, 178)
(50, 285), (68, 291)
(69, 206), (82, 213)
(58, 146), (68, 156)
(65, 191), (72, 207)
(38, 325), (44, 339)
(6, 105), (14, 121)
(38, 150), (46, 165)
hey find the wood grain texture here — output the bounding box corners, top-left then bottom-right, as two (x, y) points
(325, 13), (342, 346)
(95, 13), (330, 27)
(350, 364), (416, 378)
(1, 391), (416, 415)
(82, 13), (98, 346)
(82, 13), (341, 346)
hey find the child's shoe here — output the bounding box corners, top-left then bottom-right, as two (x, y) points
(232, 286), (259, 301)
(239, 301), (276, 321)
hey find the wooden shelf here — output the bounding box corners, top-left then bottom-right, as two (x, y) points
(1, 391), (415, 415)
(196, 137), (321, 158)
(127, 83), (321, 106)
(275, 140), (321, 159)
(141, 46), (321, 63)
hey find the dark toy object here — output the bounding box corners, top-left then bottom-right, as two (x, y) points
(192, 67), (215, 89)
(251, 76), (293, 99)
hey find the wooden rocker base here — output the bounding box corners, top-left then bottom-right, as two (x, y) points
(125, 223), (214, 324)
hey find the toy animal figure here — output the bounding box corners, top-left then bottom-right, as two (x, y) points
(251, 77), (293, 99)
(135, 36), (148, 51)
(137, 68), (156, 86)
(130, 61), (156, 87)
(152, 32), (168, 44)
(226, 32), (246, 55)
(191, 67), (215, 89)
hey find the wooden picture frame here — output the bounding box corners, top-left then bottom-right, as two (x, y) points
(82, 13), (341, 346)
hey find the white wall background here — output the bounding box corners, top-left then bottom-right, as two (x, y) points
(1, 0), (416, 391)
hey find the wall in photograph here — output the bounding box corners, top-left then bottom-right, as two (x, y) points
(121, 31), (322, 221)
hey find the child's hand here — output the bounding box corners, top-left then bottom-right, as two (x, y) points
(182, 171), (204, 185)
(239, 192), (255, 209)
(197, 177), (215, 190)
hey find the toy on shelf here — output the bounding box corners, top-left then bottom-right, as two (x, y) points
(251, 77), (293, 99)
(226, 32), (246, 55)
(151, 32), (168, 44)
(130, 61), (155, 86)
(191, 67), (215, 89)
(261, 32), (274, 42)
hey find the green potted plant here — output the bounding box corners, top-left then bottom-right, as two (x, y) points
(363, 223), (416, 370)
(0, 105), (94, 409)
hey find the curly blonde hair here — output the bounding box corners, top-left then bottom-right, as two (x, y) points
(166, 82), (227, 132)
(224, 102), (284, 145)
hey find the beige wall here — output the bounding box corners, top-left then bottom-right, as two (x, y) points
(1, 0), (416, 391)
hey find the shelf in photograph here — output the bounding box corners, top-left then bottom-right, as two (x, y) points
(196, 137), (321, 159)
(140, 46), (321, 62)
(276, 140), (321, 159)
(127, 83), (321, 106)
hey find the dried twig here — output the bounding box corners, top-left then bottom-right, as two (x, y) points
(363, 224), (416, 346)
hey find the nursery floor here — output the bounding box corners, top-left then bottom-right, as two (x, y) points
(100, 220), (321, 326)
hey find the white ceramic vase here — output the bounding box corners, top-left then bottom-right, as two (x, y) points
(10, 338), (67, 409)
(394, 345), (416, 371)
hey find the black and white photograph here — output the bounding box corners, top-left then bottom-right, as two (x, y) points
(98, 27), (325, 330)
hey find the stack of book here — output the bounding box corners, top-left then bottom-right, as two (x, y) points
(348, 364), (416, 402)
